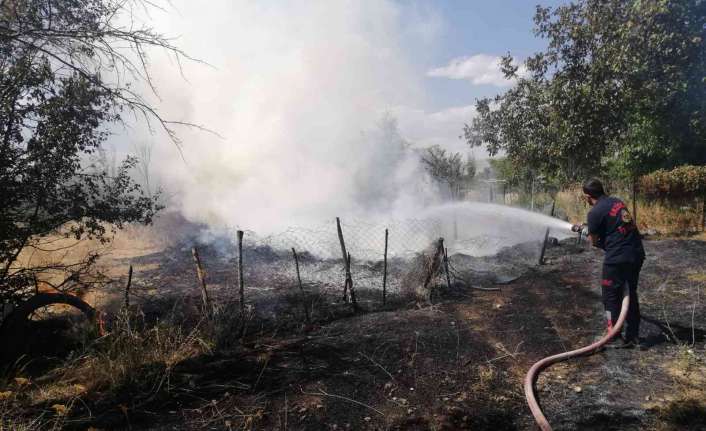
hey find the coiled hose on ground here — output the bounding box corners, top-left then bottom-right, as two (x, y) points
(523, 288), (630, 430)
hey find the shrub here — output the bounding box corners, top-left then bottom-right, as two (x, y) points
(638, 165), (706, 199)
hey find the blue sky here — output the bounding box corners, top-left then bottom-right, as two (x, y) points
(419, 0), (567, 110)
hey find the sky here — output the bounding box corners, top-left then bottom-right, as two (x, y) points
(112, 0), (569, 231)
(410, 0), (565, 109)
(392, 0), (567, 154)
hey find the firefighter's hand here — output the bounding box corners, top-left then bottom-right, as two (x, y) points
(571, 224), (588, 235)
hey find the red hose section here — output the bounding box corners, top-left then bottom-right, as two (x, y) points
(523, 289), (630, 430)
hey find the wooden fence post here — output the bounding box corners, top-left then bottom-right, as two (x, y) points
(336, 217), (352, 303)
(382, 229), (388, 306)
(191, 247), (211, 314)
(292, 247), (310, 324)
(237, 231), (245, 328)
(443, 245), (451, 290)
(347, 252), (359, 312)
(124, 265), (133, 309)
(538, 228), (550, 265)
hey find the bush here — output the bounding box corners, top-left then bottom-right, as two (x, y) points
(638, 165), (706, 199)
(556, 185), (704, 235)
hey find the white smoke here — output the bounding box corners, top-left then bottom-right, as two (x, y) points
(112, 1), (446, 233)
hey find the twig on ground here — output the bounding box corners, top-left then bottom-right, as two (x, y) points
(358, 351), (395, 381)
(300, 387), (384, 416)
(657, 280), (680, 343)
(480, 341), (524, 365)
(253, 354), (271, 392)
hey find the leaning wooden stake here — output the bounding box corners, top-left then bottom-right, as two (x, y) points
(336, 217), (352, 302)
(538, 228), (550, 265)
(192, 247), (211, 313)
(237, 230), (246, 333)
(443, 245), (451, 289)
(124, 265), (133, 309)
(347, 252), (359, 312)
(382, 229), (388, 306)
(292, 247), (310, 324)
(423, 239), (445, 304)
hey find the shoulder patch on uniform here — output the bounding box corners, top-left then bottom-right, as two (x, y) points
(609, 202), (626, 217)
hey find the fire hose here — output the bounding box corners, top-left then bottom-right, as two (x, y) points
(523, 287), (629, 430)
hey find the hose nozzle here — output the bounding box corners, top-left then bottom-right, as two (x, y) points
(571, 224), (588, 235)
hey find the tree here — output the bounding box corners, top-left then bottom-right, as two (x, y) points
(466, 0), (706, 183)
(489, 157), (530, 189)
(0, 1), (191, 312)
(420, 145), (475, 200)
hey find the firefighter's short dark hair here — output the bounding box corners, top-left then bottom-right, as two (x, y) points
(582, 178), (605, 198)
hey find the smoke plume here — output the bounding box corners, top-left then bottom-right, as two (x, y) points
(116, 1), (444, 233)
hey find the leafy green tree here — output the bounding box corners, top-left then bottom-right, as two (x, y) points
(466, 0), (706, 183)
(0, 1), (190, 308)
(420, 145), (475, 200)
(489, 157), (530, 189)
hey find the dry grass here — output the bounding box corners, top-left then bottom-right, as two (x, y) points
(56, 311), (210, 392)
(0, 379), (74, 431)
(0, 307), (213, 429)
(556, 187), (705, 235)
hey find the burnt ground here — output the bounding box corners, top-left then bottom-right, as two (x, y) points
(6, 237), (706, 430)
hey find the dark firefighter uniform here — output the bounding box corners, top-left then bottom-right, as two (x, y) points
(586, 196), (645, 340)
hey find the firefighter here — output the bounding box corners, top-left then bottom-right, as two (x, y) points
(573, 178), (646, 349)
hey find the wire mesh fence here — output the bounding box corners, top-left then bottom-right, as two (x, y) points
(117, 205), (561, 337)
